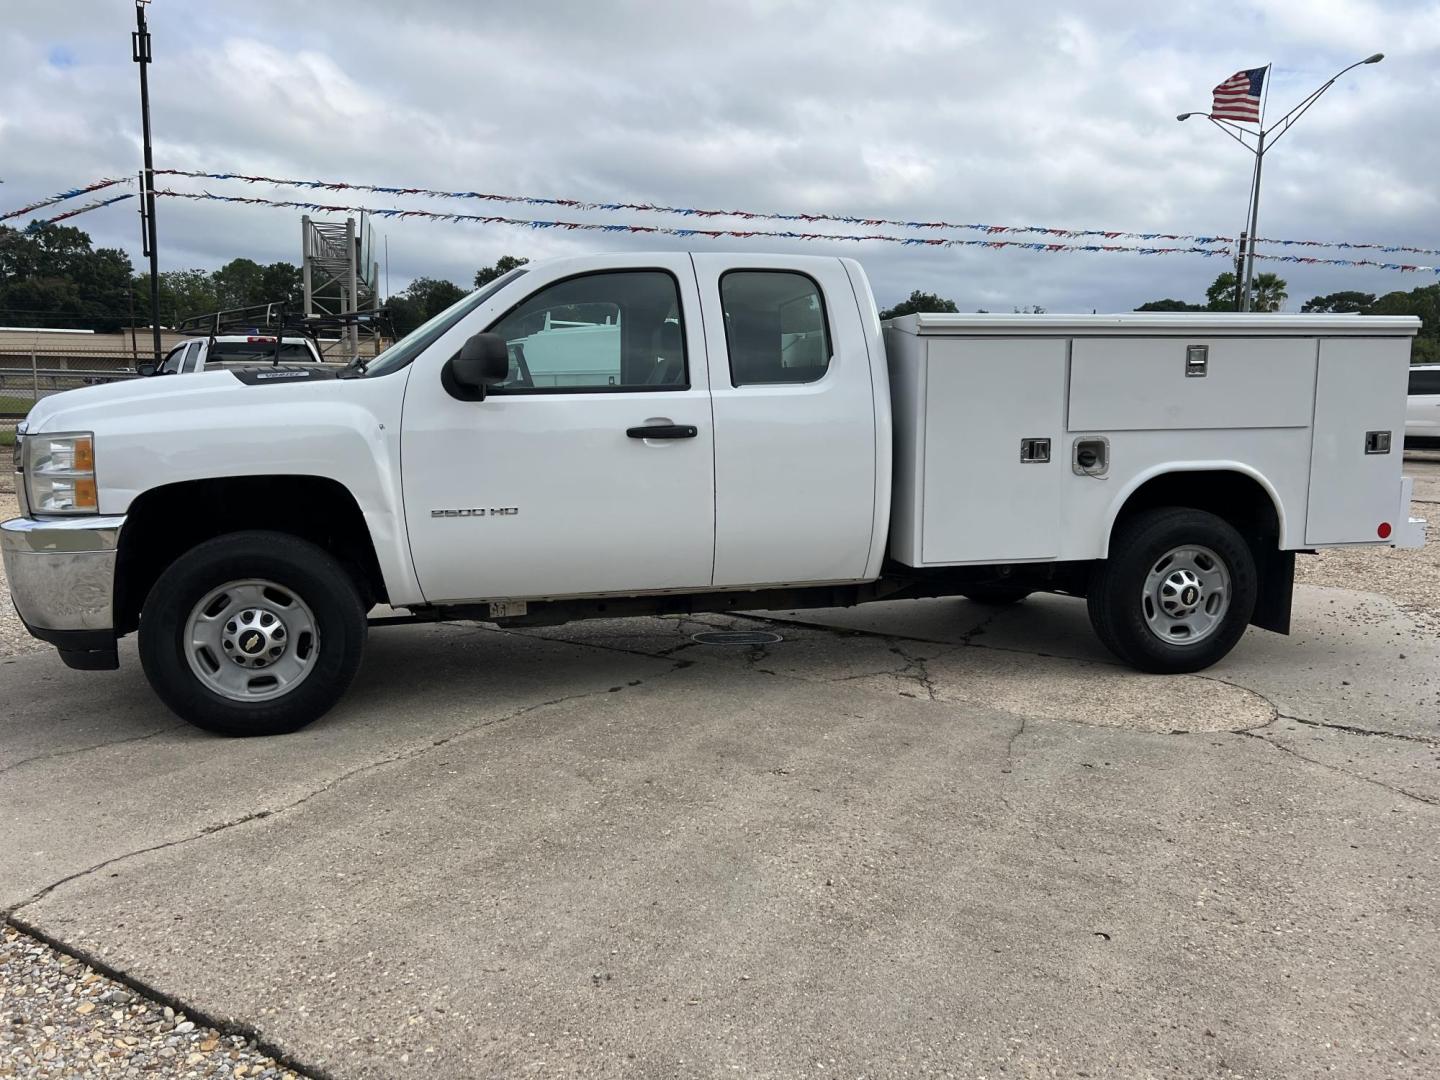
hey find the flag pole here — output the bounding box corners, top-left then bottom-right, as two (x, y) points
(1240, 64), (1271, 312)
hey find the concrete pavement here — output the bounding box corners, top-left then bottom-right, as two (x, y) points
(3, 578), (1439, 1078)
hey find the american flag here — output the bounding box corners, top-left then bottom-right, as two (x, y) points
(1212, 67), (1267, 122)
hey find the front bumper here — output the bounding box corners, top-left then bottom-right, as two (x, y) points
(1, 515), (126, 667)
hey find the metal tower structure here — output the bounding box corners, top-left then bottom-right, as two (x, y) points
(301, 215), (380, 358)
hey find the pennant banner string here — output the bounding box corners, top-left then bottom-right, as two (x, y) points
(151, 189), (1440, 274)
(26, 191), (136, 226)
(0, 177), (132, 224)
(150, 189), (1238, 258)
(154, 167), (1440, 258)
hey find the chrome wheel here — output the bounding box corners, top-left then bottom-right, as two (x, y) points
(183, 579), (319, 702)
(1140, 544), (1231, 646)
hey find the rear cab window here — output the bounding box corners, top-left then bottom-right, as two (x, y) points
(719, 270), (832, 386)
(208, 341), (316, 364)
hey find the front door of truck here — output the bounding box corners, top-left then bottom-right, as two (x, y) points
(401, 256), (716, 602)
(691, 255), (879, 587)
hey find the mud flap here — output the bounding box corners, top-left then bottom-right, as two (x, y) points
(1251, 548), (1294, 635)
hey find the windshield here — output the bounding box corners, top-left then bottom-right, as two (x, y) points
(358, 268), (528, 378)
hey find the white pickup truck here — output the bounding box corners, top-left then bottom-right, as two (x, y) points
(3, 252), (1425, 736)
(148, 333), (324, 376)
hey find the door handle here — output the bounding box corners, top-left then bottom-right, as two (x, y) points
(627, 424), (697, 439)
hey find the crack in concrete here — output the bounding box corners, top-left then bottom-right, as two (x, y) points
(1002, 715), (1029, 775)
(2, 919), (340, 1080)
(5, 669), (685, 921)
(1281, 713), (1440, 747)
(0, 722), (188, 778)
(1236, 729), (1440, 809)
(886, 642), (941, 701)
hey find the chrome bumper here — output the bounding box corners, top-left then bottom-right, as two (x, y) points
(0, 516), (126, 633)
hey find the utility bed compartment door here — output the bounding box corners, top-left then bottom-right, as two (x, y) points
(1305, 338), (1409, 545)
(1069, 337), (1315, 431)
(921, 338), (1066, 563)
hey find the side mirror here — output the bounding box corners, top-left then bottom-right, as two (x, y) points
(444, 333), (510, 400)
(136, 362), (157, 377)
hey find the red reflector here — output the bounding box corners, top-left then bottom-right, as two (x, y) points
(246, 336), (277, 343)
(1377, 522), (1392, 539)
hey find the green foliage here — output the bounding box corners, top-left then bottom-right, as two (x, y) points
(1300, 284), (1440, 362)
(878, 290), (959, 320)
(474, 255), (528, 289)
(0, 222), (134, 331)
(1137, 272), (1290, 314)
(1134, 298), (1205, 312)
(1301, 290), (1375, 314)
(384, 276), (470, 336)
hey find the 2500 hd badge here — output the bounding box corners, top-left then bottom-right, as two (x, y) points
(431, 507), (520, 518)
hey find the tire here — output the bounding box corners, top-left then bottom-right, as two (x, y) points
(959, 583), (1033, 606)
(139, 530), (367, 736)
(1087, 507), (1257, 673)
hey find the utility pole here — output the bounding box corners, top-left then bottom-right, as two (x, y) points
(132, 0), (162, 363)
(1234, 234), (1246, 311)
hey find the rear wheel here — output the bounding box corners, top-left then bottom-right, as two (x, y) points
(139, 531), (367, 736)
(1088, 507), (1257, 673)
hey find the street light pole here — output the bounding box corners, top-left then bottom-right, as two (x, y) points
(1178, 53), (1383, 313)
(132, 0), (162, 364)
(1242, 127), (1264, 311)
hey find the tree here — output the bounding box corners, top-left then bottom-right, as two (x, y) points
(878, 290), (959, 320)
(1251, 273), (1288, 312)
(1205, 273), (1241, 311)
(0, 222), (134, 330)
(1301, 290), (1375, 314)
(384, 276), (468, 336)
(1201, 271), (1288, 312)
(1135, 298), (1205, 312)
(474, 254), (528, 289)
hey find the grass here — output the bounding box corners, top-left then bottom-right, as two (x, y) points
(0, 430), (15, 447)
(0, 394), (35, 416)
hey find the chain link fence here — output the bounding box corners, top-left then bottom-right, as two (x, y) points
(1, 350), (140, 495)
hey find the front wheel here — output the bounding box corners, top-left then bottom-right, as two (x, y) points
(1087, 508), (1257, 673)
(139, 531), (367, 736)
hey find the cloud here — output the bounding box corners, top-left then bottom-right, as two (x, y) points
(0, 0), (1436, 313)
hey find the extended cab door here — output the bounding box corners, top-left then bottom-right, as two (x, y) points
(692, 255), (879, 587)
(401, 255), (716, 602)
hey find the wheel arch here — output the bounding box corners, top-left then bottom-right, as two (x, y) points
(1101, 464), (1294, 635)
(114, 475), (388, 637)
(1101, 463), (1287, 557)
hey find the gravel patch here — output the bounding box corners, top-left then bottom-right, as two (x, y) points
(0, 492), (47, 661)
(0, 927), (307, 1079)
(1295, 457), (1440, 634)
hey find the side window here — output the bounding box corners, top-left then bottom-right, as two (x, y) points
(1409, 369), (1440, 396)
(720, 271), (831, 386)
(485, 270), (687, 392)
(181, 342), (204, 373)
(160, 344), (188, 375)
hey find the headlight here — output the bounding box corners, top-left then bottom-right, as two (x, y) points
(25, 432), (98, 515)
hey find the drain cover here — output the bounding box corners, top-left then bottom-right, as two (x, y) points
(691, 630), (782, 646)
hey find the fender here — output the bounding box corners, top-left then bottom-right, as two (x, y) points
(27, 366), (425, 607)
(1099, 460), (1291, 557)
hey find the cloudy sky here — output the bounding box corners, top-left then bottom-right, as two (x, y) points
(2, 0), (1438, 313)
